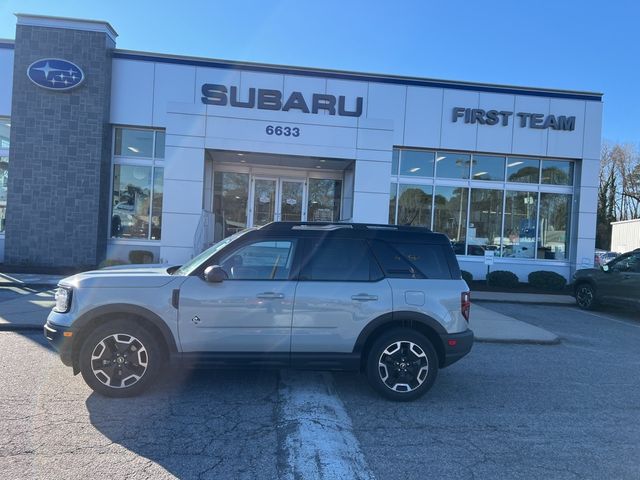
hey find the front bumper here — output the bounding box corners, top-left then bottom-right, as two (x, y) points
(440, 329), (474, 367)
(43, 320), (74, 367)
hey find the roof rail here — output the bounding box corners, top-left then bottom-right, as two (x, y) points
(259, 221), (432, 233)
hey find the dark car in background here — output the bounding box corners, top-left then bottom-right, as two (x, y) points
(573, 249), (640, 310)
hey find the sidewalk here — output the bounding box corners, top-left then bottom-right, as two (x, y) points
(0, 272), (64, 288)
(472, 290), (575, 306)
(0, 289), (561, 345)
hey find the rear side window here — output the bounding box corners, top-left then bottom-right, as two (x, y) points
(371, 240), (452, 279)
(302, 238), (383, 281)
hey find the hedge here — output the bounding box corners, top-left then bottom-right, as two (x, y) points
(486, 270), (519, 288)
(528, 270), (567, 291)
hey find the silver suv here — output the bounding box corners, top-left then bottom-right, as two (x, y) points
(45, 222), (473, 401)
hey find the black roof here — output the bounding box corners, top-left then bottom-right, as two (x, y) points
(256, 222), (450, 244)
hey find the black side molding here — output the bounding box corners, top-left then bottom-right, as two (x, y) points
(171, 289), (180, 309)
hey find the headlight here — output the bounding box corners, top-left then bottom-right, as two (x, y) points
(53, 287), (72, 313)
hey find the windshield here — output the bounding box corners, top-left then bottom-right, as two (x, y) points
(173, 229), (254, 276)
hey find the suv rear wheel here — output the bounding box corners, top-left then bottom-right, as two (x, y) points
(366, 328), (438, 401)
(79, 320), (163, 397)
(575, 283), (597, 310)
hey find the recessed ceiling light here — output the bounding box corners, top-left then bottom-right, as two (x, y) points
(237, 153), (244, 156)
(507, 161), (523, 167)
(435, 156), (445, 162)
(319, 159), (326, 163)
(473, 171), (488, 177)
(127, 146), (140, 153)
(315, 166), (321, 169)
(409, 167), (420, 173)
(240, 160), (246, 163)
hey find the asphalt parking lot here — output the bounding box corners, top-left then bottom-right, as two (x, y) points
(0, 302), (639, 479)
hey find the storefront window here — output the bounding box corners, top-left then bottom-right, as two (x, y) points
(308, 178), (342, 222)
(111, 165), (152, 239)
(389, 182), (397, 224)
(507, 157), (539, 183)
(114, 128), (165, 158)
(151, 169), (163, 240)
(433, 186), (468, 255)
(397, 184), (432, 227)
(538, 193), (571, 260)
(471, 155), (505, 181)
(0, 118), (9, 148)
(0, 156), (7, 232)
(391, 149), (399, 175)
(541, 160), (573, 185)
(467, 188), (503, 255)
(435, 152), (471, 179)
(399, 150), (435, 177)
(214, 172), (249, 239)
(502, 191), (537, 258)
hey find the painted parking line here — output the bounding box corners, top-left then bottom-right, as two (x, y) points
(570, 308), (640, 329)
(278, 370), (375, 480)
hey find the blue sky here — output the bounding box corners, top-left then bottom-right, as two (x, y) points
(1, 0), (637, 144)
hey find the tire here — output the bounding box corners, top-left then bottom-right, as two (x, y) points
(575, 283), (598, 310)
(366, 328), (438, 401)
(79, 320), (164, 397)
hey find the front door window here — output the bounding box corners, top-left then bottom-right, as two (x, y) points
(252, 178), (277, 227)
(280, 180), (304, 222)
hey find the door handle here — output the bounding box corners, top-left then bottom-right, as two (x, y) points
(351, 294), (378, 302)
(257, 292), (285, 299)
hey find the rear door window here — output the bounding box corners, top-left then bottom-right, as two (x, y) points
(371, 240), (452, 279)
(302, 238), (383, 281)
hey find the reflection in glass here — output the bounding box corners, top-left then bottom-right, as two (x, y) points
(538, 193), (571, 260)
(502, 191), (537, 258)
(253, 179), (276, 227)
(111, 165), (152, 239)
(0, 118), (9, 148)
(154, 131), (166, 159)
(397, 184), (432, 227)
(468, 189), (503, 255)
(214, 172), (249, 239)
(471, 155), (505, 181)
(435, 152), (471, 179)
(389, 182), (397, 224)
(507, 157), (539, 183)
(151, 168), (163, 240)
(541, 160), (573, 185)
(433, 186), (468, 255)
(280, 181), (304, 222)
(0, 156), (7, 232)
(308, 179), (342, 222)
(115, 128), (154, 157)
(400, 150), (435, 177)
(391, 149), (399, 175)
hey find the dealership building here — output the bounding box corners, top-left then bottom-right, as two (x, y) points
(0, 14), (603, 280)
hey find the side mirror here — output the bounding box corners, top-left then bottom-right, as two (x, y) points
(204, 265), (227, 283)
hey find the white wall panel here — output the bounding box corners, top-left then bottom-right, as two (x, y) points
(284, 74), (326, 98)
(164, 146), (205, 182)
(511, 95), (550, 156)
(152, 63), (196, 126)
(160, 245), (196, 264)
(162, 179), (203, 215)
(403, 86), (443, 149)
(366, 83), (406, 145)
(577, 185), (597, 214)
(0, 49), (13, 116)
(583, 101), (603, 160)
(476, 92), (515, 154)
(110, 59), (154, 125)
(440, 89), (479, 151)
(160, 212), (201, 247)
(579, 158), (599, 189)
(351, 192), (389, 223)
(547, 98), (585, 158)
(166, 112), (206, 137)
(353, 159), (391, 193)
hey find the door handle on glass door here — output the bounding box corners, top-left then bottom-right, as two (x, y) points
(256, 292), (285, 299)
(351, 294), (378, 301)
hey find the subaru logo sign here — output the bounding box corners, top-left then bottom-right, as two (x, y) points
(27, 58), (84, 91)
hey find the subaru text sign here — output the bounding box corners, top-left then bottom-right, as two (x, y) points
(27, 58), (84, 91)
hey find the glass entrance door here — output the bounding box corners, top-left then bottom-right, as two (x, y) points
(278, 179), (305, 222)
(250, 177), (306, 226)
(251, 178), (277, 227)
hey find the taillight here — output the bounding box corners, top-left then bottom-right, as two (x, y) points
(461, 291), (470, 321)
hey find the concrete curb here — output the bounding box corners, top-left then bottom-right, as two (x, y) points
(0, 283), (58, 290)
(0, 324), (43, 332)
(475, 336), (561, 345)
(473, 298), (575, 307)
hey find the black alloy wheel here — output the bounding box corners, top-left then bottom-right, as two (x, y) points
(366, 328), (438, 401)
(575, 283), (597, 310)
(79, 320), (163, 397)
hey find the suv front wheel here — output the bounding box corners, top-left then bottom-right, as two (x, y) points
(79, 320), (163, 397)
(366, 328), (438, 401)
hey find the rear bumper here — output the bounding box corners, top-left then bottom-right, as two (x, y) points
(440, 329), (474, 367)
(43, 320), (74, 367)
